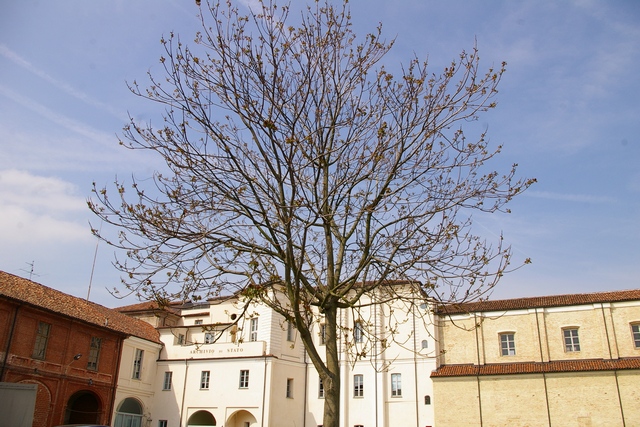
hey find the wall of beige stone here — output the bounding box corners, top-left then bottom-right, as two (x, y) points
(432, 377), (481, 426)
(435, 300), (640, 426)
(441, 301), (640, 366)
(434, 372), (638, 426)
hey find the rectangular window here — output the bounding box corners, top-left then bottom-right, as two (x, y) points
(286, 378), (294, 398)
(201, 371), (210, 389)
(287, 321), (295, 342)
(250, 318), (258, 342)
(205, 332), (215, 344)
(163, 372), (172, 390)
(132, 348), (144, 379)
(500, 333), (516, 356)
(564, 328), (580, 352)
(239, 370), (249, 388)
(318, 377), (324, 398)
(158, 421), (168, 427)
(177, 334), (185, 345)
(87, 337), (101, 370)
(195, 319), (203, 325)
(354, 321), (363, 343)
(353, 374), (364, 397)
(632, 324), (640, 348)
(32, 321), (51, 360)
(319, 324), (326, 345)
(391, 373), (402, 397)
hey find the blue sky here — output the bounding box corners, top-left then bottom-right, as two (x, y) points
(1, 0), (638, 308)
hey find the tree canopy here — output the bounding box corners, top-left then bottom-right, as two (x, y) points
(89, 1), (534, 425)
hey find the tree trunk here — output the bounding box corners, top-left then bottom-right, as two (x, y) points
(322, 304), (341, 427)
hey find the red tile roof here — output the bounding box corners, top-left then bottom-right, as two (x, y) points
(0, 271), (160, 344)
(437, 288), (640, 315)
(431, 358), (640, 377)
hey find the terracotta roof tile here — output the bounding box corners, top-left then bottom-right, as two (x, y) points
(437, 288), (640, 315)
(431, 358), (640, 377)
(0, 271), (160, 344)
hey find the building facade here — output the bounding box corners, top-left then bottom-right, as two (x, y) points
(432, 290), (640, 426)
(120, 287), (438, 427)
(0, 271), (161, 427)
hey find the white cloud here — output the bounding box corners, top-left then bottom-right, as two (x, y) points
(0, 85), (115, 148)
(0, 44), (129, 122)
(0, 170), (89, 243)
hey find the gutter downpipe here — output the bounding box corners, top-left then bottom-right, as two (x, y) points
(108, 337), (124, 426)
(261, 354), (268, 427)
(303, 350), (308, 427)
(412, 304), (419, 427)
(179, 358), (190, 427)
(601, 303), (626, 426)
(0, 303), (20, 381)
(473, 313), (483, 427)
(374, 293), (379, 427)
(534, 309), (552, 427)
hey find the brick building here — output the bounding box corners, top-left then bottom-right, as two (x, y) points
(432, 289), (640, 426)
(0, 271), (160, 427)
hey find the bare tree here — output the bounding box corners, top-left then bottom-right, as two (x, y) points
(89, 1), (534, 425)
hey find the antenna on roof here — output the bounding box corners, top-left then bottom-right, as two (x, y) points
(20, 261), (38, 281)
(87, 221), (103, 301)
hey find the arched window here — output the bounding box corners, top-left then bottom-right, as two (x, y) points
(424, 395), (431, 405)
(421, 339), (428, 349)
(114, 397), (143, 427)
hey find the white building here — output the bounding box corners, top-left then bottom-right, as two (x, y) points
(119, 287), (438, 427)
(112, 335), (163, 427)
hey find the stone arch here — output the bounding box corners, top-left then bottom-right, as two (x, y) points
(187, 410), (217, 426)
(226, 409), (257, 427)
(114, 397), (144, 427)
(64, 390), (102, 424)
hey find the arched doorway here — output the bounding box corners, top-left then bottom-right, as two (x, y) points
(226, 409), (257, 427)
(64, 390), (102, 424)
(114, 397), (144, 427)
(187, 410), (216, 426)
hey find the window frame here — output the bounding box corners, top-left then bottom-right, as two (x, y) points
(239, 369), (250, 389)
(87, 337), (102, 371)
(286, 378), (294, 398)
(158, 421), (168, 427)
(500, 332), (516, 356)
(32, 321), (51, 360)
(391, 373), (402, 397)
(354, 321), (363, 343)
(318, 377), (324, 398)
(631, 324), (640, 349)
(204, 332), (215, 344)
(563, 328), (581, 352)
(163, 371), (172, 390)
(319, 324), (326, 346)
(287, 321), (295, 342)
(201, 370), (210, 390)
(249, 318), (258, 342)
(353, 374), (364, 398)
(132, 348), (144, 380)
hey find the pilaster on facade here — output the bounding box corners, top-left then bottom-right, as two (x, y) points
(432, 289), (640, 426)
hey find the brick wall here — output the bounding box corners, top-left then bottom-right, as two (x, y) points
(0, 298), (124, 427)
